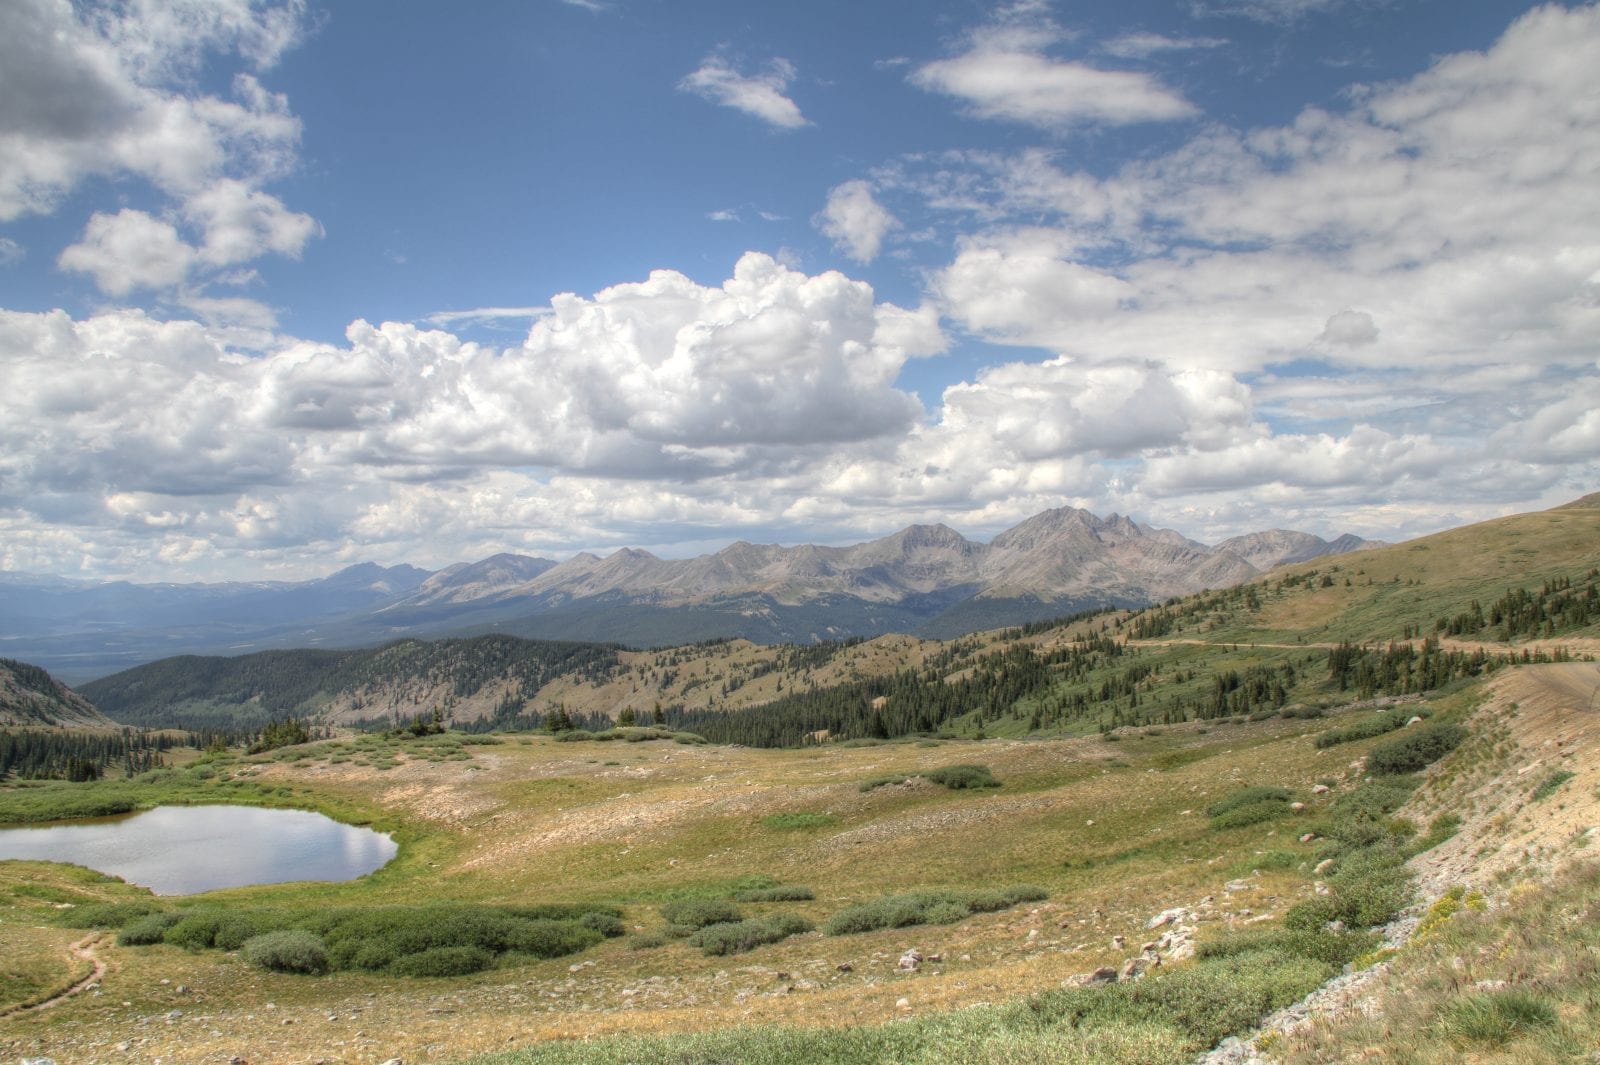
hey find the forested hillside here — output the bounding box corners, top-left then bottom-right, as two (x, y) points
(82, 636), (623, 731)
(0, 658), (115, 727)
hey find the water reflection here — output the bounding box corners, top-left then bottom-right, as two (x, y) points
(0, 805), (396, 894)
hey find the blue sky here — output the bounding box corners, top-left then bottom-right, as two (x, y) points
(1, 0), (1596, 581)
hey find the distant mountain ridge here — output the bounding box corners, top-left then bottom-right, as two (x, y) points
(0, 507), (1378, 682)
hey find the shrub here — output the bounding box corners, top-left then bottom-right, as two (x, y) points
(1206, 786), (1291, 818)
(241, 930), (329, 974)
(1366, 722), (1466, 775)
(1314, 714), (1406, 748)
(57, 901), (162, 929)
(578, 911), (626, 937)
(925, 764), (1001, 789)
(858, 773), (910, 792)
(688, 914), (815, 956)
(1210, 801), (1294, 830)
(118, 911), (188, 946)
(732, 885), (815, 902)
(163, 912), (226, 951)
(659, 899), (743, 930)
(506, 920), (604, 958)
(628, 931), (667, 950)
(823, 886), (1047, 935)
(388, 945), (494, 977)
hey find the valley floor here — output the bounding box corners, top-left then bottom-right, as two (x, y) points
(2, 662), (1598, 1064)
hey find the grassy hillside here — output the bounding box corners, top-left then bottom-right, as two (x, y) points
(3, 498), (1597, 1064)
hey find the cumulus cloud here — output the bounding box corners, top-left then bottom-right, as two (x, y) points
(0, 0), (313, 322)
(679, 55), (809, 129)
(911, 7), (1197, 129)
(0, 256), (941, 571)
(815, 180), (899, 263)
(57, 209), (195, 295)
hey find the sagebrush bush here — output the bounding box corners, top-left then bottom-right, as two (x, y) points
(240, 929), (329, 974)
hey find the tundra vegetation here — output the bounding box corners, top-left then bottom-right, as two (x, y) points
(2, 502), (1598, 1063)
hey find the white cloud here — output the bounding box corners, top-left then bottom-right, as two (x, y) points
(56, 209), (195, 295)
(185, 178), (317, 267)
(0, 0), (307, 218)
(0, 238), (22, 266)
(1101, 32), (1228, 59)
(815, 180), (899, 263)
(911, 8), (1197, 129)
(679, 55), (809, 130)
(0, 0), (312, 323)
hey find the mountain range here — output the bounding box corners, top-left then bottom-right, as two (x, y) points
(0, 507), (1377, 684)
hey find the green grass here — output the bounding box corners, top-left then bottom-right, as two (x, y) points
(1530, 770), (1575, 801)
(760, 811), (837, 830)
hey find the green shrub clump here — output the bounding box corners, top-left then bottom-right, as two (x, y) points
(924, 764), (1001, 789)
(116, 902), (614, 976)
(1206, 786), (1296, 829)
(1314, 713), (1407, 748)
(659, 899), (743, 930)
(118, 911), (188, 946)
(56, 900), (163, 929)
(240, 930), (329, 974)
(824, 885), (1046, 936)
(1366, 722), (1466, 775)
(387, 945), (495, 977)
(688, 914), (815, 956)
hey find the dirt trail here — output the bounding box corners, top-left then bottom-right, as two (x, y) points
(0, 932), (108, 1018)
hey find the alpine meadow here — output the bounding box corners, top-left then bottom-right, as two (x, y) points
(3, 1), (1599, 1063)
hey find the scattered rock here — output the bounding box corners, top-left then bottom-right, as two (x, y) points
(836, 963), (853, 973)
(1291, 803), (1306, 812)
(1300, 832), (1316, 842)
(1314, 858), (1335, 875)
(1312, 784), (1331, 795)
(1147, 907), (1186, 929)
(897, 949), (923, 971)
(895, 997), (911, 1010)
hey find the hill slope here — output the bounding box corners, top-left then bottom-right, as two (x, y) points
(0, 659), (115, 727)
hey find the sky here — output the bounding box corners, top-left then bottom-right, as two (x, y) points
(1, 0), (1597, 583)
